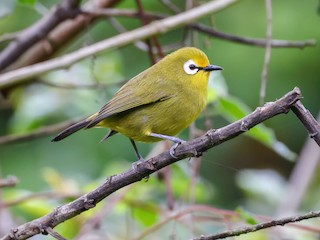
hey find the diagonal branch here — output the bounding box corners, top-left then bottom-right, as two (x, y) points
(0, 0), (238, 90)
(4, 0), (123, 71)
(1, 87), (314, 240)
(79, 8), (317, 49)
(84, 8), (316, 49)
(0, 0), (82, 71)
(291, 101), (320, 145)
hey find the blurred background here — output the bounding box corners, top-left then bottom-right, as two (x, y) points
(0, 0), (319, 239)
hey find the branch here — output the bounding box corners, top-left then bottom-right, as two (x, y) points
(1, 191), (82, 208)
(259, 0), (272, 104)
(135, 204), (320, 240)
(0, 87), (309, 240)
(0, 32), (19, 44)
(189, 23), (316, 49)
(0, 176), (19, 188)
(193, 210), (320, 240)
(86, 8), (316, 49)
(276, 113), (320, 215)
(0, 0), (238, 89)
(0, 0), (82, 71)
(0, 119), (81, 145)
(4, 0), (123, 71)
(291, 101), (320, 145)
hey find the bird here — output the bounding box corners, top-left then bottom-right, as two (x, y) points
(52, 47), (223, 161)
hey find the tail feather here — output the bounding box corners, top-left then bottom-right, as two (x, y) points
(52, 119), (90, 142)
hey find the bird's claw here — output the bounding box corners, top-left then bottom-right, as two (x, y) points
(169, 140), (186, 159)
(131, 157), (144, 170)
(132, 158), (150, 181)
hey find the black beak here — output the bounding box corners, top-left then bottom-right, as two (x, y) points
(202, 65), (223, 72)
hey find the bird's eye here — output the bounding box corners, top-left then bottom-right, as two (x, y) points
(189, 64), (196, 70)
(184, 60), (199, 75)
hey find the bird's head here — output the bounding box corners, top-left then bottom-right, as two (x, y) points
(156, 47), (223, 89)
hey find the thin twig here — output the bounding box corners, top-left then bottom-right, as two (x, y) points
(108, 16), (173, 54)
(0, 119), (82, 145)
(75, 189), (129, 239)
(276, 113), (320, 215)
(133, 205), (233, 240)
(0, 32), (20, 44)
(135, 203), (320, 240)
(36, 78), (106, 89)
(190, 23), (315, 48)
(188, 123), (204, 205)
(0, 176), (19, 188)
(1, 191), (82, 208)
(160, 0), (180, 13)
(291, 101), (320, 146)
(259, 0), (273, 105)
(192, 210), (320, 240)
(0, 87), (304, 240)
(135, 0), (157, 64)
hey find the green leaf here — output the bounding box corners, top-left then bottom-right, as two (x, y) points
(216, 96), (296, 161)
(131, 203), (159, 227)
(236, 207), (258, 225)
(17, 0), (37, 6)
(171, 163), (213, 202)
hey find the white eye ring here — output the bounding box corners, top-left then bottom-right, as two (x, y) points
(183, 60), (199, 75)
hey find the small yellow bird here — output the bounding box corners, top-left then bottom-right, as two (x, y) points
(52, 47), (222, 160)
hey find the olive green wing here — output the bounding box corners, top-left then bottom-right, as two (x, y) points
(86, 71), (174, 128)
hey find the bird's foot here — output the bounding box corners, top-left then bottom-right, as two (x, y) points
(132, 157), (150, 181)
(169, 140), (186, 159)
(131, 156), (145, 170)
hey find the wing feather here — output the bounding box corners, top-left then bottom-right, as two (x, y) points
(86, 69), (174, 128)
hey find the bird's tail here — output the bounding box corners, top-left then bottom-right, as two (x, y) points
(51, 118), (90, 142)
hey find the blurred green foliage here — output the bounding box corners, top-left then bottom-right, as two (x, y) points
(0, 0), (319, 239)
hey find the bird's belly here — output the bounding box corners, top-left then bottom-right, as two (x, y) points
(99, 97), (205, 142)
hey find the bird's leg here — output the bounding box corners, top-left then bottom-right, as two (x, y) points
(130, 139), (145, 168)
(130, 139), (144, 161)
(149, 133), (186, 159)
(130, 139), (150, 181)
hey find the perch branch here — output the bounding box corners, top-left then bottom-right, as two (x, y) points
(0, 87), (311, 240)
